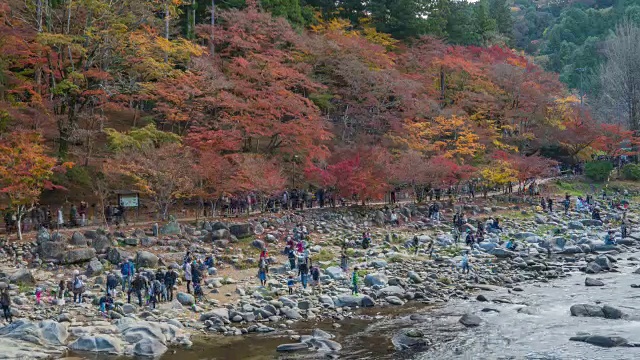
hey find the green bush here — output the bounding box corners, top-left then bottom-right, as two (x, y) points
(584, 161), (613, 182)
(622, 164), (640, 180)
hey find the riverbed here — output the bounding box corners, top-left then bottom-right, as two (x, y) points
(159, 254), (640, 360)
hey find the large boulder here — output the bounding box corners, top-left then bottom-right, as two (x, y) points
(377, 286), (405, 298)
(60, 248), (96, 264)
(70, 232), (88, 246)
(325, 266), (346, 280)
(36, 228), (51, 243)
(594, 255), (612, 271)
(364, 273), (389, 287)
(489, 248), (516, 259)
(69, 335), (123, 354)
(229, 223), (253, 239)
(334, 295), (364, 308)
(133, 337), (168, 357)
(459, 314), (482, 327)
(0, 319), (68, 346)
(568, 221), (585, 230)
(581, 219), (604, 227)
(107, 248), (132, 265)
(199, 308), (229, 321)
(135, 251), (159, 268)
(585, 262), (602, 274)
(38, 241), (66, 259)
(91, 235), (113, 253)
(176, 292), (195, 306)
(86, 258), (104, 276)
(602, 305), (623, 319)
(570, 304), (605, 318)
(9, 268), (35, 285)
(159, 221), (181, 236)
(208, 229), (231, 242)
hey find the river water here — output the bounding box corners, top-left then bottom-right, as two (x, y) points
(162, 254), (640, 360)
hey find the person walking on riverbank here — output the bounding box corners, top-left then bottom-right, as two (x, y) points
(352, 267), (360, 295)
(461, 252), (470, 274)
(1, 287), (12, 323)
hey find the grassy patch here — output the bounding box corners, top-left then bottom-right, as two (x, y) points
(440, 245), (463, 257)
(314, 249), (335, 263)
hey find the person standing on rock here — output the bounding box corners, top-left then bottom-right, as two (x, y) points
(1, 287), (12, 323)
(72, 270), (84, 303)
(58, 279), (66, 300)
(540, 197), (546, 211)
(128, 273), (146, 306)
(351, 267), (359, 295)
(287, 275), (295, 295)
(340, 250), (349, 273)
(413, 235), (420, 255)
(298, 254), (309, 289)
(563, 194), (570, 215)
(164, 268), (178, 301)
(547, 198), (553, 213)
(622, 221), (628, 239)
(288, 249), (297, 271)
(427, 240), (434, 259)
(465, 229), (475, 247)
(120, 258), (135, 292)
(311, 265), (321, 294)
(106, 271), (118, 297)
(184, 261), (193, 294)
(258, 260), (268, 287)
(461, 252), (471, 274)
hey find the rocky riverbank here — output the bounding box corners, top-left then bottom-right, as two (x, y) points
(0, 196), (637, 359)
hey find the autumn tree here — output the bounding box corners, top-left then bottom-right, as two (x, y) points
(0, 132), (67, 240)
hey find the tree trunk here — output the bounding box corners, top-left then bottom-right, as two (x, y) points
(164, 1), (170, 63)
(210, 0), (215, 56)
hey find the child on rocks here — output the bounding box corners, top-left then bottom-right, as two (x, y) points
(287, 275), (295, 295)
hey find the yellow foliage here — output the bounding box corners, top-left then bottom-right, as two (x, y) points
(403, 115), (485, 160)
(481, 161), (518, 186)
(362, 26), (398, 49)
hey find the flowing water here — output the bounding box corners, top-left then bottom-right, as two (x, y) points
(160, 254), (640, 360)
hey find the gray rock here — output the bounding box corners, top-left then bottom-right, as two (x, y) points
(602, 305), (623, 319)
(214, 239), (230, 248)
(489, 248), (516, 258)
(361, 295), (375, 307)
(38, 240), (66, 259)
(569, 335), (628, 348)
(251, 239), (266, 250)
(200, 308), (230, 321)
(86, 258), (103, 276)
(176, 292), (195, 306)
(377, 286), (405, 298)
(559, 245), (583, 254)
(208, 229), (231, 242)
(160, 221), (181, 236)
(71, 232), (88, 246)
(476, 294), (488, 302)
(386, 296), (404, 305)
(371, 260), (388, 269)
(325, 266), (346, 280)
(135, 251), (159, 268)
(570, 304), (605, 318)
(585, 277), (604, 287)
(364, 273), (388, 287)
(60, 248), (96, 264)
(9, 268), (35, 285)
(581, 219), (604, 227)
(459, 314), (482, 327)
(334, 295), (362, 308)
(69, 335), (123, 354)
(281, 307), (302, 320)
(568, 221), (585, 230)
(229, 223), (253, 239)
(107, 248), (131, 265)
(585, 262), (602, 274)
(130, 333), (172, 353)
(91, 235), (112, 253)
(594, 255), (612, 271)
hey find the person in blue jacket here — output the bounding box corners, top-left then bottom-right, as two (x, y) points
(120, 258), (135, 291)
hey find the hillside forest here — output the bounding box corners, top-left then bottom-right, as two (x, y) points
(0, 0), (639, 226)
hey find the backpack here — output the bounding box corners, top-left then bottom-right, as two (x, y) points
(74, 277), (83, 289)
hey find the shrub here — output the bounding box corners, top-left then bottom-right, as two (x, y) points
(622, 164), (640, 181)
(584, 161), (613, 182)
